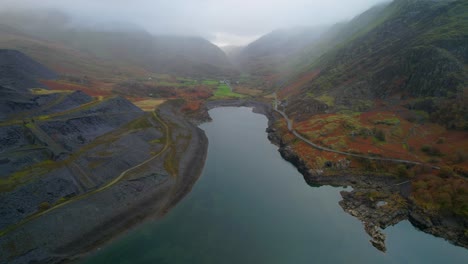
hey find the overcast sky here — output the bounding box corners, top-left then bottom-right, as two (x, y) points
(1, 0), (389, 46)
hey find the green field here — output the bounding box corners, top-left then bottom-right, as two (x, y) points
(202, 80), (219, 85)
(176, 77), (198, 86)
(213, 84), (244, 98)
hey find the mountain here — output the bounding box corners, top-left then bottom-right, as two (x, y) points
(0, 23), (146, 78)
(234, 2), (392, 84)
(234, 26), (329, 77)
(221, 45), (244, 64)
(266, 0), (468, 249)
(230, 3), (389, 87)
(0, 49), (56, 91)
(0, 9), (234, 78)
(289, 2), (392, 75)
(279, 0), (467, 128)
(149, 35), (233, 77)
(0, 49), (58, 120)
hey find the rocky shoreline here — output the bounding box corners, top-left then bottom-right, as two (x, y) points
(1, 98), (465, 263)
(0, 102), (208, 264)
(264, 108), (468, 251)
(183, 99), (276, 127)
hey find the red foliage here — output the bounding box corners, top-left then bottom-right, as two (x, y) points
(181, 100), (202, 112)
(41, 80), (111, 97)
(179, 86), (213, 100)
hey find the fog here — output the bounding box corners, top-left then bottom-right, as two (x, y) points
(0, 0), (388, 46)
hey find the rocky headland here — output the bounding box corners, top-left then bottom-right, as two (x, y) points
(265, 108), (468, 251)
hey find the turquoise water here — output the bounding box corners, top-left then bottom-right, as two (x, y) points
(84, 107), (468, 264)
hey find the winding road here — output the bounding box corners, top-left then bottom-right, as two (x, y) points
(273, 94), (439, 169)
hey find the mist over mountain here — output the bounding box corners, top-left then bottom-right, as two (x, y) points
(0, 0), (389, 46)
(232, 26), (330, 76)
(0, 9), (234, 78)
(275, 0), (467, 129)
(0, 1), (467, 264)
(221, 46), (244, 63)
(221, 1), (394, 85)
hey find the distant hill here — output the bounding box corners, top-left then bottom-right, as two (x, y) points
(0, 23), (149, 79)
(221, 45), (244, 64)
(233, 2), (392, 83)
(234, 26), (329, 77)
(0, 10), (234, 78)
(149, 35), (234, 77)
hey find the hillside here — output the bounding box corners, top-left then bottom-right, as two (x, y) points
(233, 2), (393, 87)
(0, 50), (209, 263)
(0, 49), (56, 91)
(0, 49), (59, 120)
(150, 35), (233, 77)
(221, 45), (244, 63)
(234, 26), (328, 77)
(288, 2), (392, 77)
(0, 10), (234, 78)
(0, 24), (147, 79)
(279, 0), (467, 125)
(268, 0), (468, 249)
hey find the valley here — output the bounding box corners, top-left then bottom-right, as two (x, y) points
(0, 0), (467, 263)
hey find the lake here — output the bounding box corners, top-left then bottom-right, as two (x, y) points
(84, 107), (468, 264)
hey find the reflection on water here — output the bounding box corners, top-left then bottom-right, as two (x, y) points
(84, 107), (468, 264)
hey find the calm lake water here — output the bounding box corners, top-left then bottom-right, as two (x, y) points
(84, 107), (468, 264)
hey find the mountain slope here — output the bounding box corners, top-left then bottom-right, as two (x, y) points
(234, 2), (392, 87)
(0, 24), (147, 78)
(0, 49), (56, 91)
(280, 0), (467, 126)
(235, 26), (329, 77)
(289, 2), (392, 75)
(0, 10), (234, 78)
(0, 49), (59, 120)
(269, 0), (468, 249)
(0, 51), (209, 264)
(221, 45), (244, 63)
(149, 35), (233, 76)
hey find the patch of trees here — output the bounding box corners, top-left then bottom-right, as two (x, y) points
(420, 145), (442, 156)
(373, 128), (386, 142)
(411, 174), (467, 217)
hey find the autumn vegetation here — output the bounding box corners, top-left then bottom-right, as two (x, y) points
(274, 97), (467, 218)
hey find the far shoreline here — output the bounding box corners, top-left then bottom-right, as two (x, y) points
(198, 99), (467, 251)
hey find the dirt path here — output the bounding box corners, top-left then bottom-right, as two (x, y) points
(0, 97), (104, 127)
(0, 111), (170, 237)
(273, 94), (439, 169)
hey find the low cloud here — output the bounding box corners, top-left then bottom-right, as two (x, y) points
(1, 0), (389, 46)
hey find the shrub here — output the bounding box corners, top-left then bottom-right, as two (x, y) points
(38, 202), (51, 211)
(421, 145), (431, 152)
(438, 166), (454, 178)
(373, 128), (386, 142)
(421, 145), (442, 156)
(451, 150), (467, 164)
(397, 164), (409, 178)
